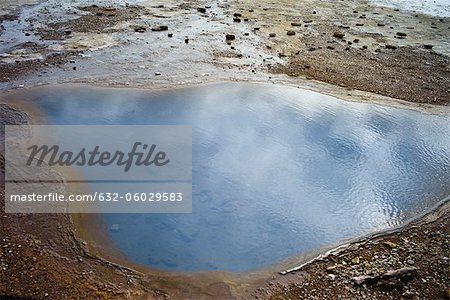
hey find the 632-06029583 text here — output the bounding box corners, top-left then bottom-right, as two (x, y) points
(9, 192), (185, 202)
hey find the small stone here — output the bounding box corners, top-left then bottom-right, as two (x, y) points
(168, 33), (173, 37)
(225, 34), (235, 40)
(353, 38), (360, 43)
(269, 33), (276, 37)
(185, 38), (189, 44)
(134, 26), (146, 33)
(287, 30), (295, 36)
(352, 275), (375, 285)
(233, 18), (241, 22)
(155, 72), (161, 76)
(291, 22), (302, 27)
(385, 44), (398, 50)
(233, 13), (242, 17)
(151, 25), (168, 31)
(377, 23), (385, 27)
(356, 23), (364, 26)
(333, 31), (345, 38)
(64, 30), (72, 35)
(396, 32), (407, 37)
(197, 7), (206, 13)
(351, 257), (360, 264)
(304, 20), (313, 23)
(383, 241), (399, 248)
(424, 44), (433, 49)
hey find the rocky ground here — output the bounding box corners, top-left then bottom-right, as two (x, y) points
(0, 0), (448, 104)
(0, 0), (449, 299)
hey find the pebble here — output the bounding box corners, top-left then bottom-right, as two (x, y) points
(151, 25), (168, 31)
(287, 30), (295, 36)
(333, 31), (345, 38)
(225, 34), (235, 40)
(385, 44), (398, 50)
(269, 33), (276, 37)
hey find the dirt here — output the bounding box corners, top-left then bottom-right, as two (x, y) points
(37, 5), (147, 40)
(270, 45), (449, 105)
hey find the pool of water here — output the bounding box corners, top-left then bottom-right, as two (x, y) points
(3, 83), (450, 272)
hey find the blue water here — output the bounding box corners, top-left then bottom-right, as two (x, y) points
(7, 83), (450, 272)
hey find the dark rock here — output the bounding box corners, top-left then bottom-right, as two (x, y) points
(287, 30), (295, 36)
(151, 25), (168, 31)
(197, 7), (206, 13)
(424, 44), (433, 49)
(134, 26), (146, 33)
(185, 38), (189, 44)
(233, 18), (241, 23)
(291, 22), (302, 27)
(333, 31), (345, 38)
(64, 30), (72, 35)
(327, 46), (335, 50)
(304, 20), (313, 23)
(233, 13), (242, 17)
(353, 38), (360, 43)
(396, 32), (407, 37)
(356, 23), (364, 26)
(385, 44), (398, 50)
(377, 23), (385, 27)
(168, 33), (173, 37)
(225, 34), (235, 40)
(269, 33), (276, 37)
